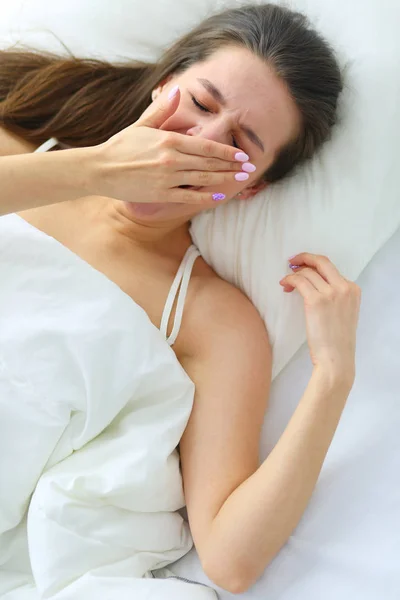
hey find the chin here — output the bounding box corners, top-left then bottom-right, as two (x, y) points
(124, 202), (166, 218)
(122, 200), (198, 222)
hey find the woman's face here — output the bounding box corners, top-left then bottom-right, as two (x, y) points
(125, 45), (301, 224)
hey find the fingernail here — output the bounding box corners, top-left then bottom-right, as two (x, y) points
(213, 193), (226, 202)
(235, 172), (249, 181)
(289, 264), (300, 270)
(241, 162), (257, 173)
(288, 255), (297, 260)
(168, 85), (179, 100)
(235, 151), (249, 162)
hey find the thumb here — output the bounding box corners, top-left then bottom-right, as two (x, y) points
(136, 85), (180, 129)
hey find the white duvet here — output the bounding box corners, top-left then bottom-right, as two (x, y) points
(0, 214), (217, 599)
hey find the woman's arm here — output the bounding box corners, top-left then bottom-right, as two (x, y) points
(204, 369), (349, 594)
(181, 300), (351, 594)
(180, 255), (360, 595)
(0, 87), (248, 216)
(0, 148), (92, 217)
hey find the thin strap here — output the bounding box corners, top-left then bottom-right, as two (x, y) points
(160, 245), (200, 346)
(160, 246), (196, 339)
(35, 138), (59, 153)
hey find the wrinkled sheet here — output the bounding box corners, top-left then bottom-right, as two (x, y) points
(0, 214), (217, 600)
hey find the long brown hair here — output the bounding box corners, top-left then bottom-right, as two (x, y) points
(0, 3), (342, 182)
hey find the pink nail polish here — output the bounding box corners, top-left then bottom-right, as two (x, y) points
(288, 255), (297, 260)
(235, 172), (249, 181)
(168, 85), (179, 100)
(235, 152), (249, 162)
(212, 193), (225, 202)
(241, 162), (256, 173)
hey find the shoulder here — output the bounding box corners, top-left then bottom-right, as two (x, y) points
(179, 258), (271, 364)
(0, 126), (36, 156)
(0, 125), (37, 156)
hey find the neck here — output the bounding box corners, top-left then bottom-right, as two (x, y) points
(86, 197), (193, 251)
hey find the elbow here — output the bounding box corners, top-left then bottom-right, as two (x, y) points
(203, 561), (254, 595)
(224, 579), (253, 595)
(207, 572), (252, 595)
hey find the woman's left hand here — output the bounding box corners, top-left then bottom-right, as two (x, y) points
(279, 253), (361, 383)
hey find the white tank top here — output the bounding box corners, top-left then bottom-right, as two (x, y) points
(35, 137), (201, 347)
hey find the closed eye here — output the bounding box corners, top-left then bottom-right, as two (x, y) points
(191, 95), (240, 149)
(191, 95), (209, 113)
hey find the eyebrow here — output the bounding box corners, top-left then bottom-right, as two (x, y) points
(197, 77), (265, 153)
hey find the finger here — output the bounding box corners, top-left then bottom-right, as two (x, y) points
(136, 85), (181, 129)
(175, 154), (245, 173)
(173, 169), (249, 188)
(284, 267), (331, 293)
(288, 253), (344, 286)
(279, 266), (306, 291)
(169, 187), (227, 205)
(280, 273), (319, 300)
(173, 133), (249, 163)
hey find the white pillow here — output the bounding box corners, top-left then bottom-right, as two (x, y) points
(1, 0), (399, 378)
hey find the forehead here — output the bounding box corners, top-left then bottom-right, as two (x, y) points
(181, 45), (301, 161)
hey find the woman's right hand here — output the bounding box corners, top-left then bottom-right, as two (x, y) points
(279, 253), (362, 388)
(88, 86), (251, 204)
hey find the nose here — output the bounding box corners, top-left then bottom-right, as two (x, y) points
(186, 118), (231, 144)
(186, 125), (202, 137)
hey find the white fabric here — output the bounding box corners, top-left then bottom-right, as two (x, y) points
(160, 244), (201, 346)
(0, 214), (216, 599)
(34, 137), (59, 153)
(171, 224), (400, 599)
(0, 0), (399, 379)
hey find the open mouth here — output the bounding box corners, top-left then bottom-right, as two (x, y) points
(179, 185), (200, 190)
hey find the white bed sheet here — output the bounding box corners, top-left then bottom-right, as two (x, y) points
(171, 226), (400, 599)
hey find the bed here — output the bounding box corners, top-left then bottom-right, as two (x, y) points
(0, 0), (399, 598)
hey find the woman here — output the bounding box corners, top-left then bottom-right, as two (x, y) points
(0, 3), (361, 596)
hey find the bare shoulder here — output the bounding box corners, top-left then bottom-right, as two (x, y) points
(179, 258), (271, 361)
(0, 125), (37, 156)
